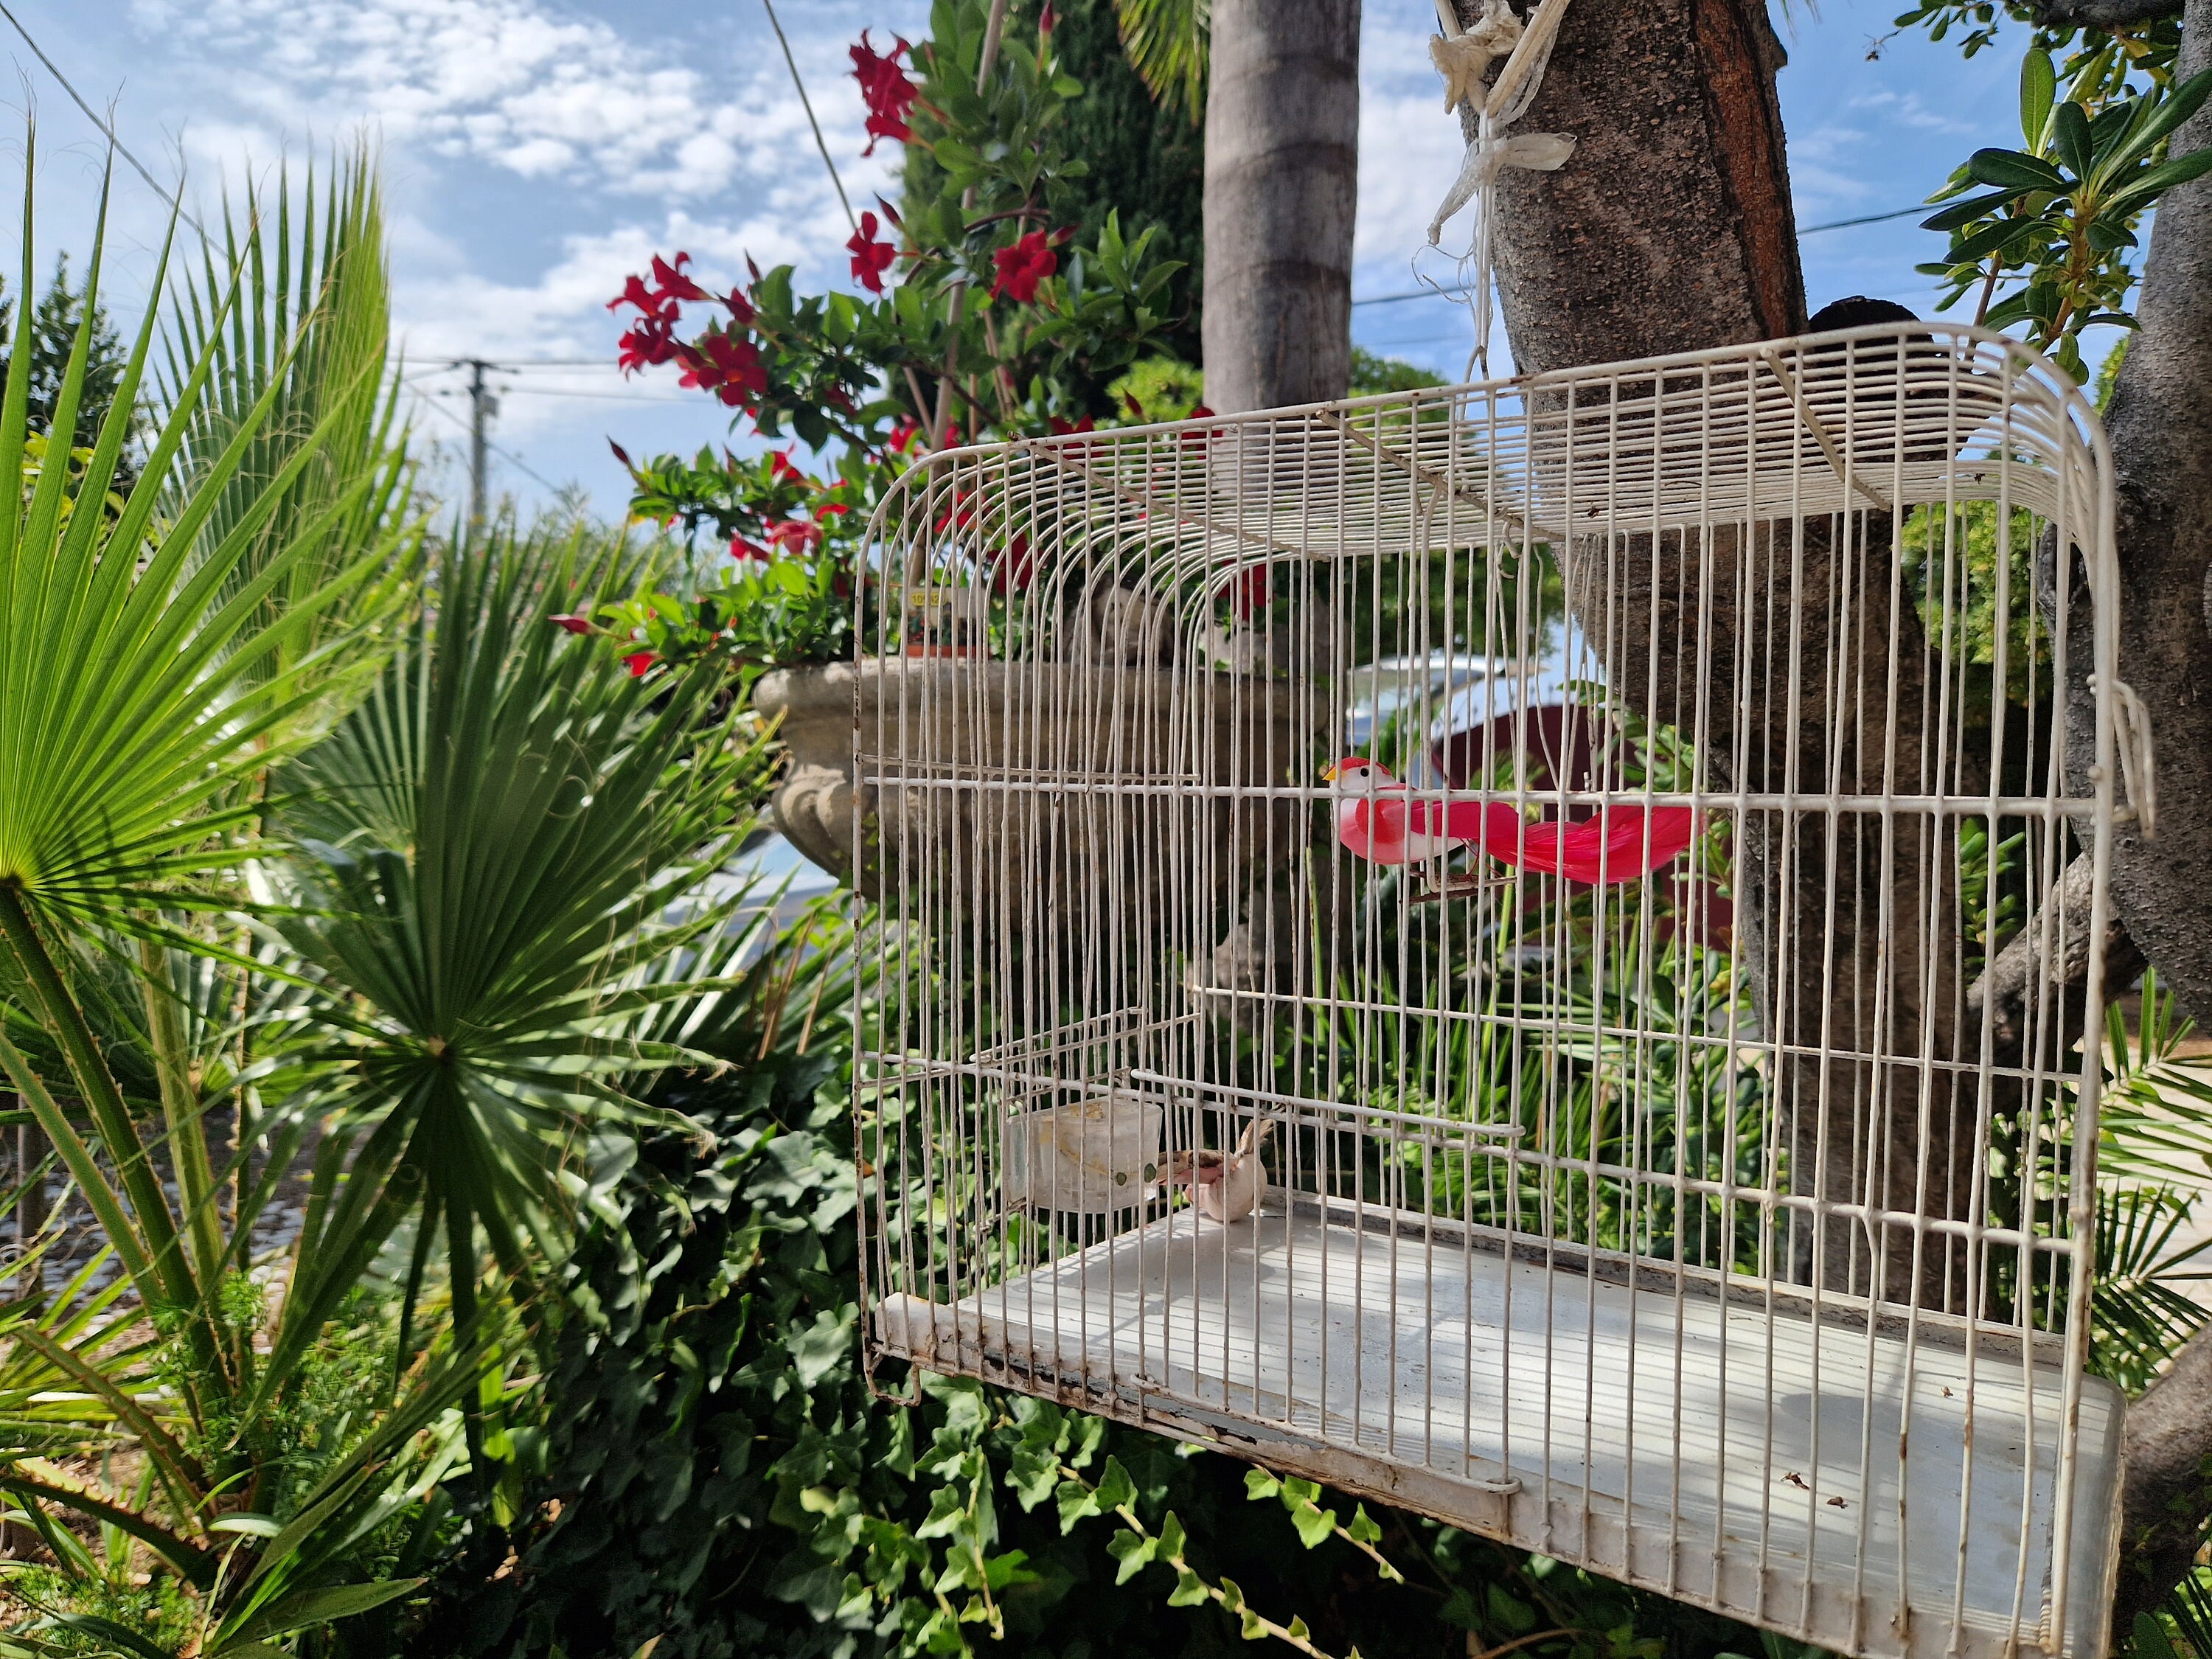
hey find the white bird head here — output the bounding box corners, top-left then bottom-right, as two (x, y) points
(1322, 757), (1396, 790)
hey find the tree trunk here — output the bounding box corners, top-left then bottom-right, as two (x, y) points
(1454, 0), (1986, 1304)
(1200, 0), (1360, 410)
(2094, 0), (2212, 1023)
(2082, 0), (2212, 1631)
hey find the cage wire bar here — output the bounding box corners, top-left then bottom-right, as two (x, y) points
(849, 323), (2139, 1659)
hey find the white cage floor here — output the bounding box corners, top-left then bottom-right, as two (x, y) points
(874, 1199), (2123, 1659)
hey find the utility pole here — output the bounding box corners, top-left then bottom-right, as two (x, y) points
(466, 359), (498, 536)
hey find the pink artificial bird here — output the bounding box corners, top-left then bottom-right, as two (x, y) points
(1324, 757), (1698, 888)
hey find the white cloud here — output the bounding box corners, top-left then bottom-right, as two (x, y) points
(130, 0), (891, 202)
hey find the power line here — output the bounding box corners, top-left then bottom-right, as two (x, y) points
(1800, 203), (1930, 234)
(0, 0), (207, 240)
(408, 388), (563, 495)
(1351, 204), (1935, 309)
(762, 0), (857, 236)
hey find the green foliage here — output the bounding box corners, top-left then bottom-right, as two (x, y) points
(1105, 355), (1206, 420)
(265, 529), (774, 1347)
(159, 148), (416, 684)
(1897, 500), (2051, 718)
(1910, 24), (2210, 378)
(0, 255), (142, 478)
(1349, 349), (1447, 395)
(1050, 0), (1205, 369)
(1109, 0), (1208, 119)
(608, 0), (1194, 669)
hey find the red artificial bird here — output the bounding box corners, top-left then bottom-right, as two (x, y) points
(1323, 757), (1698, 892)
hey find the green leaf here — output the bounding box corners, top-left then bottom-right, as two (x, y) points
(1966, 147), (2067, 192)
(232, 1579), (424, 1643)
(2019, 48), (2056, 150)
(2105, 147), (2212, 221)
(1290, 1500), (1337, 1550)
(1054, 1478), (1100, 1534)
(1107, 1527), (1157, 1585)
(1156, 1510), (1187, 1562)
(1168, 1565), (1210, 1607)
(1921, 189), (2021, 233)
(1092, 1455), (1136, 1514)
(1346, 1504), (1383, 1545)
(2053, 102), (2094, 184)
(1244, 1468), (1281, 1501)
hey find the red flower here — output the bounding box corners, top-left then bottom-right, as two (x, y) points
(1040, 2), (1057, 35)
(1047, 414), (1094, 436)
(887, 414), (925, 455)
(990, 230), (1058, 304)
(766, 518), (824, 554)
(847, 210), (897, 295)
(611, 251), (721, 376)
(675, 331), (768, 408)
(1122, 391), (1146, 421)
(650, 253), (706, 303)
(993, 532), (1037, 594)
(623, 651), (656, 677)
(616, 313), (680, 375)
(731, 535), (770, 563)
(768, 450), (806, 484)
(550, 613), (593, 634)
(852, 32), (917, 154)
(1232, 563), (1271, 621)
(815, 500), (852, 518)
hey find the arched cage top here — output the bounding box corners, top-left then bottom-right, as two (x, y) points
(849, 324), (2135, 1659)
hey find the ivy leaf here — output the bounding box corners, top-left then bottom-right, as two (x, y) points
(1092, 1455), (1136, 1514)
(1107, 1527), (1158, 1585)
(1006, 1446), (1060, 1512)
(1290, 1500), (1338, 1550)
(1169, 1565), (1210, 1607)
(1243, 1468), (1281, 1502)
(982, 1548), (1034, 1591)
(1157, 1510), (1188, 1562)
(1054, 1478), (1100, 1535)
(1346, 1504), (1383, 1545)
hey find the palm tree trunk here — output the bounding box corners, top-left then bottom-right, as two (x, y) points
(1200, 0), (1360, 410)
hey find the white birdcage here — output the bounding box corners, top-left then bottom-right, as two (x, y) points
(850, 322), (2147, 1659)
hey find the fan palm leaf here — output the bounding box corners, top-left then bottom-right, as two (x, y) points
(158, 144), (415, 681)
(0, 133), (401, 1330)
(257, 526), (768, 1380)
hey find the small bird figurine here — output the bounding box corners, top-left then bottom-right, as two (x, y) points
(1165, 1119), (1273, 1223)
(1323, 757), (1699, 892)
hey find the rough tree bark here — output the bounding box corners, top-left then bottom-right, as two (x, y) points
(1453, 0), (1989, 1306)
(1451, 0), (2212, 1627)
(2086, 0), (2212, 1630)
(1200, 0), (1360, 411)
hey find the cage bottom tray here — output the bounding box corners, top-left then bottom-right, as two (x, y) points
(874, 1197), (2122, 1659)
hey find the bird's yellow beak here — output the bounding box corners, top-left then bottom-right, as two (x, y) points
(1321, 762), (1340, 782)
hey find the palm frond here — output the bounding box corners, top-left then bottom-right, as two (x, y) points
(157, 142), (417, 683)
(0, 129), (403, 1324)
(257, 526), (769, 1373)
(1113, 0), (1209, 119)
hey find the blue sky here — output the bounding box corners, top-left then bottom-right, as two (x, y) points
(4, 0), (2079, 518)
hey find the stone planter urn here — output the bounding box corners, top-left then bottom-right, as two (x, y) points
(752, 658), (1305, 917)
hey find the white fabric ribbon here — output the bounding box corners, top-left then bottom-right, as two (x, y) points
(1429, 0), (1523, 111)
(1426, 131), (1576, 246)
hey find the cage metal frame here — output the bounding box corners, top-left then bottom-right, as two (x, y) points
(847, 322), (2143, 1659)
